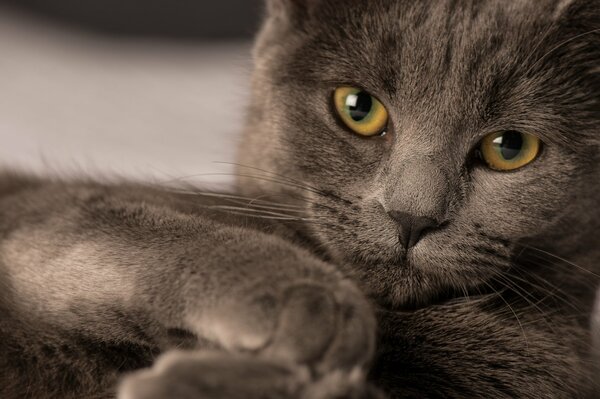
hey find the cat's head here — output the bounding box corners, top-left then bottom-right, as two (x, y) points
(238, 0), (599, 307)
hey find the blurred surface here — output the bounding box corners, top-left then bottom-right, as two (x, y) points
(0, 7), (254, 186)
(1, 0), (262, 40)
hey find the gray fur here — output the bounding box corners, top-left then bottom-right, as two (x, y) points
(1, 0), (599, 398)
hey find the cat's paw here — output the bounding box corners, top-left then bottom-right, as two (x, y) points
(117, 351), (382, 399)
(188, 279), (377, 376)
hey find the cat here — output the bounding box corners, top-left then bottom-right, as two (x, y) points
(1, 0), (599, 398)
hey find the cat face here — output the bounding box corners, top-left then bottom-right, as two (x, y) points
(239, 0), (599, 307)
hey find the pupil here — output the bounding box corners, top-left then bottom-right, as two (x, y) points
(499, 131), (523, 160)
(346, 92), (373, 121)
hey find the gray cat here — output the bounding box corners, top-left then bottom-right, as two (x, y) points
(1, 0), (599, 398)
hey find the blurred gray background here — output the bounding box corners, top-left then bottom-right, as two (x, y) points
(0, 0), (263, 186)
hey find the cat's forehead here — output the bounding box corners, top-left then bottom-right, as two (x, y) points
(273, 0), (596, 146)
(300, 0), (558, 92)
(310, 0), (564, 45)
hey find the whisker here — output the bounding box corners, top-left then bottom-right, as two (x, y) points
(184, 172), (329, 198)
(172, 190), (306, 210)
(231, 202), (309, 214)
(215, 161), (327, 194)
(509, 266), (590, 313)
(211, 198), (308, 213)
(203, 205), (315, 220)
(459, 281), (473, 306)
(216, 161), (354, 203)
(206, 209), (316, 222)
(481, 280), (529, 350)
(163, 172), (320, 198)
(519, 244), (600, 279)
(490, 275), (560, 334)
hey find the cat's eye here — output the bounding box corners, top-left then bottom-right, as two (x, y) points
(479, 131), (541, 171)
(333, 87), (389, 137)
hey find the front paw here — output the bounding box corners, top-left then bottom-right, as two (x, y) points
(262, 281), (377, 375)
(118, 351), (382, 399)
(188, 279), (377, 376)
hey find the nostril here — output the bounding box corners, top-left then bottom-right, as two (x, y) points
(409, 215), (437, 247)
(387, 211), (438, 250)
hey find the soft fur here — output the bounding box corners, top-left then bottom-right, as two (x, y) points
(0, 0), (599, 398)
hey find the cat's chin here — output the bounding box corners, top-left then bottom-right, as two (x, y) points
(387, 283), (497, 313)
(362, 253), (500, 312)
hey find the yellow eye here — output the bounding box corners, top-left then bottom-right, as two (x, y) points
(333, 87), (389, 137)
(480, 131), (541, 171)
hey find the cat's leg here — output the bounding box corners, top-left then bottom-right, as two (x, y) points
(0, 180), (376, 398)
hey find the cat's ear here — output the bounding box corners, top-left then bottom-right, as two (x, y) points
(552, 0), (599, 27)
(265, 0), (321, 22)
(253, 1), (320, 59)
(547, 0), (599, 59)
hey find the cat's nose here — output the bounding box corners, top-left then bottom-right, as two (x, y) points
(387, 211), (438, 250)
